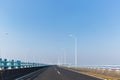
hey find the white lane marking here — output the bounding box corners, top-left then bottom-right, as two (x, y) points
(57, 71), (61, 75)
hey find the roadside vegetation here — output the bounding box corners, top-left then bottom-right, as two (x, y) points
(66, 67), (120, 80)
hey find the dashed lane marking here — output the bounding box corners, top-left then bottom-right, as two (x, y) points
(57, 71), (61, 75)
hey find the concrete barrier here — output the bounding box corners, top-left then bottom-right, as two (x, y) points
(0, 66), (48, 80)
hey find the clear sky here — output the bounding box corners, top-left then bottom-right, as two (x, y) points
(0, 0), (120, 66)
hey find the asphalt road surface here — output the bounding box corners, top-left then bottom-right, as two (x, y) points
(33, 66), (102, 80)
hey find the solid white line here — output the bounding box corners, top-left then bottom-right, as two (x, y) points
(15, 69), (41, 80)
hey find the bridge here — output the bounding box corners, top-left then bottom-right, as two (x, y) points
(0, 58), (102, 80)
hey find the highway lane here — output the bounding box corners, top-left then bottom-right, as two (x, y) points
(15, 66), (50, 80)
(33, 66), (102, 80)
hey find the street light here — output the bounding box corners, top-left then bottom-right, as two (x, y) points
(69, 34), (78, 67)
(64, 49), (66, 65)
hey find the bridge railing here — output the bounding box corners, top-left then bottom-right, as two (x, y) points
(0, 58), (46, 70)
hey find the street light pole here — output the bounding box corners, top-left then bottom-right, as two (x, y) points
(64, 50), (66, 65)
(75, 37), (77, 67)
(69, 34), (78, 67)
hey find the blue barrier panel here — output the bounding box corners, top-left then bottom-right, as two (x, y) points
(0, 58), (47, 70)
(0, 58), (2, 69)
(11, 60), (14, 69)
(16, 60), (21, 68)
(4, 59), (7, 69)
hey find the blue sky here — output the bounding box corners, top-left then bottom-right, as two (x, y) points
(0, 0), (120, 66)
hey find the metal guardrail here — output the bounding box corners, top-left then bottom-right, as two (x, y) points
(0, 58), (46, 70)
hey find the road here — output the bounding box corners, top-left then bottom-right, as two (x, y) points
(32, 66), (102, 80)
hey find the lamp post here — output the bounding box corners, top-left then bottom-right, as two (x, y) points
(69, 34), (78, 67)
(64, 50), (66, 65)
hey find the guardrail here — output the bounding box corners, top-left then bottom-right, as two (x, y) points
(0, 58), (46, 70)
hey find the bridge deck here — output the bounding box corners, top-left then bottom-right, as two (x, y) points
(33, 66), (102, 80)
